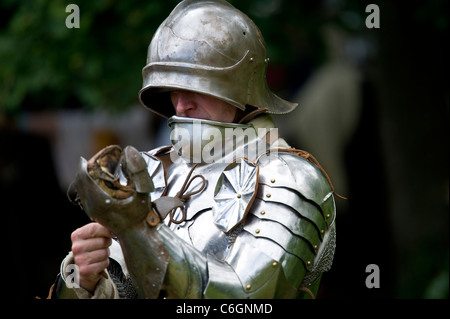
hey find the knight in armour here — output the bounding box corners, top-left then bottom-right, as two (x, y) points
(50, 0), (338, 299)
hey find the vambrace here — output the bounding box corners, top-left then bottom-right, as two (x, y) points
(157, 224), (208, 298)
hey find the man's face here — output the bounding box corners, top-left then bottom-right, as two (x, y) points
(171, 90), (237, 123)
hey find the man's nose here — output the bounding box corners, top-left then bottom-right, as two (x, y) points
(173, 91), (196, 115)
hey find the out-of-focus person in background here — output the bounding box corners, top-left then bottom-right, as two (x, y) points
(280, 24), (362, 209)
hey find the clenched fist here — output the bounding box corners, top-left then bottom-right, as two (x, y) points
(71, 222), (114, 293)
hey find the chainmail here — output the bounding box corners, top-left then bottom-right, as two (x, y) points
(227, 222), (245, 247)
(301, 223), (336, 287)
(107, 258), (138, 299)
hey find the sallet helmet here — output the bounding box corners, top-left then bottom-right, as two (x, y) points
(138, 0), (297, 118)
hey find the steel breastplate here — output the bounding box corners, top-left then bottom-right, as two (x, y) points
(162, 154), (242, 261)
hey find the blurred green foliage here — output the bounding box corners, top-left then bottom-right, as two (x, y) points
(0, 0), (180, 113)
(0, 0), (447, 114)
(0, 0), (345, 114)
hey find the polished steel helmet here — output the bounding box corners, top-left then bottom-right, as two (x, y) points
(138, 0), (297, 118)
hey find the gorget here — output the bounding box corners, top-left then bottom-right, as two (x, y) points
(168, 115), (281, 164)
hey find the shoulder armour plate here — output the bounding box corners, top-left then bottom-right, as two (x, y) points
(248, 151), (337, 287)
(257, 151), (335, 226)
